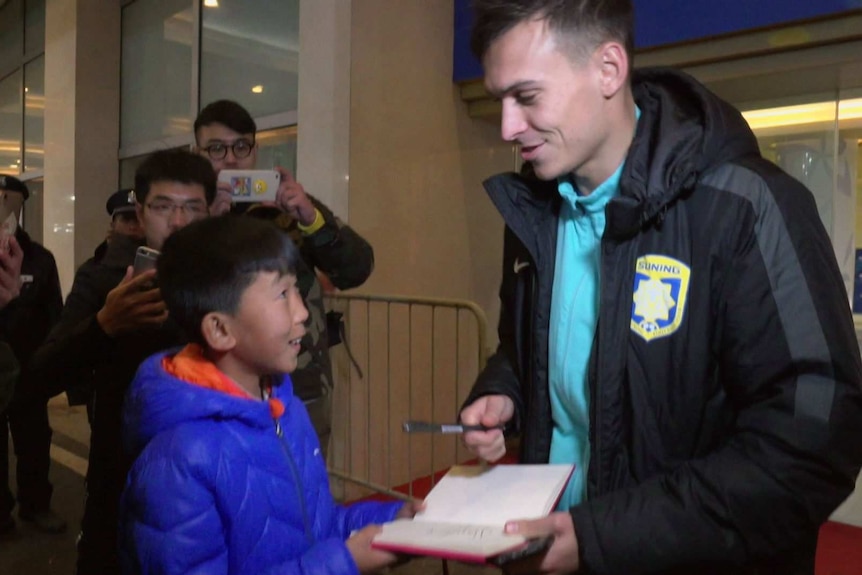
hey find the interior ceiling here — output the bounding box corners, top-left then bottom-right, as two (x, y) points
(201, 0), (298, 52)
(690, 41), (862, 110)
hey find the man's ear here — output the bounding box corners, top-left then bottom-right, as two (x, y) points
(596, 41), (628, 99)
(201, 311), (236, 353)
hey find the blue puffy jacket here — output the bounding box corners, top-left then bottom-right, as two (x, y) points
(118, 350), (402, 575)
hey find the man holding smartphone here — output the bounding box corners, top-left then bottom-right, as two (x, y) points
(194, 100), (376, 454)
(31, 151), (216, 574)
(0, 175), (65, 535)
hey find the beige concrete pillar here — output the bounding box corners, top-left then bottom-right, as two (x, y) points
(297, 0), (351, 220)
(44, 0), (120, 294)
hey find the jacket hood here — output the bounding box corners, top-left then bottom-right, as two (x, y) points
(608, 67), (761, 236)
(122, 349), (294, 459)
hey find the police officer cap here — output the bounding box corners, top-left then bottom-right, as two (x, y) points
(106, 189), (137, 217)
(0, 175), (29, 201)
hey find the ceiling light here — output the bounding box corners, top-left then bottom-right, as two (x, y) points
(251, 85), (264, 94)
(741, 98), (862, 130)
(203, 0), (218, 7)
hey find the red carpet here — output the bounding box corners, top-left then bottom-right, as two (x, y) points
(816, 521), (862, 575)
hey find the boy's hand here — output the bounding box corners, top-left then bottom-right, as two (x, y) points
(396, 498), (425, 519)
(96, 267), (168, 337)
(346, 525), (400, 573)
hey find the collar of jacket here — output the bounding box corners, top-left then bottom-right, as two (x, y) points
(485, 172), (558, 265)
(615, 67), (760, 238)
(101, 234), (145, 269)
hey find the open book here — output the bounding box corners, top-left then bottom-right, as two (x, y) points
(372, 464), (574, 563)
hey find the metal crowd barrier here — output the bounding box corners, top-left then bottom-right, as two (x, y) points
(323, 293), (491, 503)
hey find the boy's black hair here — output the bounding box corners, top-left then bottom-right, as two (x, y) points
(470, 0), (634, 64)
(157, 215), (300, 346)
(194, 100), (257, 142)
(134, 149), (218, 206)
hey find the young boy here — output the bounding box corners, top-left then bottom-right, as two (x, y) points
(118, 216), (417, 574)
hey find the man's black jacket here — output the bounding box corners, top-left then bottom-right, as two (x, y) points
(466, 68), (862, 574)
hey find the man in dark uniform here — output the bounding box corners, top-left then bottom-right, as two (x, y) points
(66, 189), (145, 413)
(32, 151), (216, 574)
(0, 175), (65, 534)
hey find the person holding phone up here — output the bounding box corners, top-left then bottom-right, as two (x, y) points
(30, 151), (216, 575)
(194, 100), (376, 456)
(0, 175), (65, 536)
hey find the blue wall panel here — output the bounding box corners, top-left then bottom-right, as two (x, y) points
(454, 0), (862, 81)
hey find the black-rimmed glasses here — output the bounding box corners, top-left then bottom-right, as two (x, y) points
(201, 138), (255, 160)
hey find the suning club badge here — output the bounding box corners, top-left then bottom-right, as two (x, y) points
(631, 255), (690, 342)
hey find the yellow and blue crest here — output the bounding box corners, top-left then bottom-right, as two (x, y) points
(630, 255), (690, 342)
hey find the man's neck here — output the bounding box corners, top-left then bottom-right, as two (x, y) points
(574, 92), (637, 196)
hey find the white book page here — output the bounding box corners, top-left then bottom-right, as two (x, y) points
(377, 518), (526, 557)
(414, 464), (573, 528)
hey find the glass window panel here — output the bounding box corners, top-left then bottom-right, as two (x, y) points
(121, 0), (194, 148)
(24, 0), (46, 55)
(0, 70), (23, 173)
(256, 125), (297, 174)
(119, 153), (152, 189)
(200, 0), (299, 118)
(21, 176), (42, 241)
(0, 0), (23, 76)
(119, 146), (189, 189)
(24, 54), (44, 172)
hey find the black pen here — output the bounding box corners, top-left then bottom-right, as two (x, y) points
(402, 421), (506, 434)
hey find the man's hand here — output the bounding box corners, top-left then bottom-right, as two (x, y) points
(504, 512), (580, 575)
(209, 183), (233, 216)
(346, 524), (400, 573)
(0, 236), (23, 310)
(96, 267), (168, 337)
(459, 394), (514, 462)
(275, 168), (316, 226)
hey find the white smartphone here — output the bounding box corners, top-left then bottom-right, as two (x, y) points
(218, 169), (281, 203)
(133, 246), (160, 277)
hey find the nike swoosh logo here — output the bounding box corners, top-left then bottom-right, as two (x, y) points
(513, 258), (530, 274)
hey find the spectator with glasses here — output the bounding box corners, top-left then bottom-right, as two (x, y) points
(194, 100), (375, 456)
(31, 150), (216, 575)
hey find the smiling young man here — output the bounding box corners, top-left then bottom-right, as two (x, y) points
(31, 150), (216, 574)
(459, 1), (862, 574)
(193, 100), (376, 455)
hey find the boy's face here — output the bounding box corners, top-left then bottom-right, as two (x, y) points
(227, 271), (308, 381)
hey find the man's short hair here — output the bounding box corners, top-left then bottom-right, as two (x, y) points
(194, 100), (257, 142)
(133, 149), (217, 206)
(157, 216), (300, 346)
(470, 0), (634, 63)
